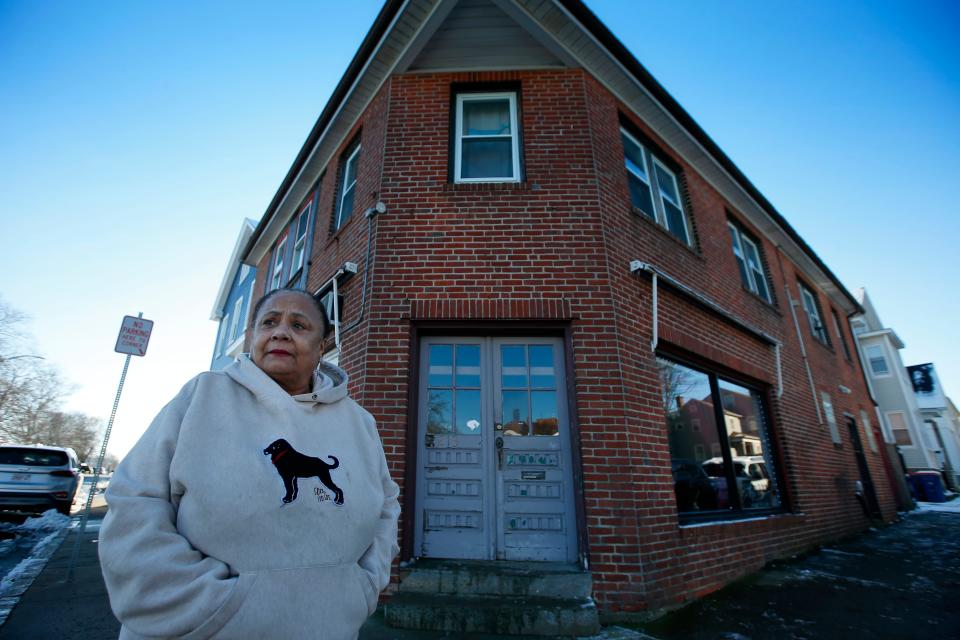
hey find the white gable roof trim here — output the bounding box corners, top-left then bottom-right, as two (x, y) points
(211, 218), (257, 321)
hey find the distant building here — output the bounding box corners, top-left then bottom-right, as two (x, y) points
(210, 219), (257, 370)
(234, 0), (896, 628)
(906, 362), (960, 489)
(851, 289), (939, 477)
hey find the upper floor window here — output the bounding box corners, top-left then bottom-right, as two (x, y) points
(798, 282), (829, 345)
(865, 344), (890, 376)
(230, 297), (244, 343)
(454, 92), (520, 183)
(887, 411), (912, 446)
(728, 223), (771, 302)
(334, 143), (361, 231)
(218, 313), (231, 356)
(860, 409), (879, 453)
(290, 204), (311, 280)
(269, 235), (287, 291)
(830, 309), (852, 361)
(621, 128), (690, 245)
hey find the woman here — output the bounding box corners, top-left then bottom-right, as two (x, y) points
(100, 288), (400, 640)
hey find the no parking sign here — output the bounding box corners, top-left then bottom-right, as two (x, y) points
(114, 315), (154, 356)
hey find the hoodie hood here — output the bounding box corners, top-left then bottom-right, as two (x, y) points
(225, 354), (349, 405)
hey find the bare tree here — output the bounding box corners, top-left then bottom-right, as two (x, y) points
(0, 296), (103, 458)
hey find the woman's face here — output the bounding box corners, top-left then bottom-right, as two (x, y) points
(251, 291), (326, 395)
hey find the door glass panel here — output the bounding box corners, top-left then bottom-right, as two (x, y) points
(529, 345), (556, 388)
(456, 389), (482, 434)
(501, 390), (529, 436)
(501, 346), (528, 388)
(427, 389), (453, 434)
(456, 345), (481, 388)
(531, 390), (559, 436)
(428, 345), (453, 387)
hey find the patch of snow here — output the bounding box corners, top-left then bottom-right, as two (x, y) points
(14, 509), (71, 533)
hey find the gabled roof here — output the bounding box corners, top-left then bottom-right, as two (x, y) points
(211, 218), (257, 321)
(242, 0), (862, 314)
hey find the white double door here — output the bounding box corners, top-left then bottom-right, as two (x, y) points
(414, 337), (577, 562)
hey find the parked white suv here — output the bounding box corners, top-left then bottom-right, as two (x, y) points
(0, 444), (82, 515)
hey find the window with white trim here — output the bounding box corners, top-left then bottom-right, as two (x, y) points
(454, 92), (520, 183)
(728, 223), (771, 302)
(865, 345), (889, 377)
(798, 283), (829, 345)
(290, 204), (311, 279)
(218, 314), (230, 355)
(887, 411), (912, 446)
(230, 297), (243, 342)
(860, 409), (879, 453)
(334, 143), (361, 231)
(269, 236), (287, 291)
(621, 128), (691, 245)
(821, 391), (841, 444)
(831, 309), (852, 361)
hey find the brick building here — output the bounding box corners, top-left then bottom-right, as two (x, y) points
(239, 0), (896, 630)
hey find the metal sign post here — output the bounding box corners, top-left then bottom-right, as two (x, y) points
(67, 313), (153, 581)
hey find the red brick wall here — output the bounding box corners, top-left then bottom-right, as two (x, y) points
(252, 66), (896, 616)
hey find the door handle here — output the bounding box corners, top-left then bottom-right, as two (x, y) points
(496, 436), (504, 470)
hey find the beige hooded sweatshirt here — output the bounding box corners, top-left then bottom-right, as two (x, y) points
(99, 356), (400, 640)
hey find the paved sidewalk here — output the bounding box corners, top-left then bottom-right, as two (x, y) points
(1, 503), (957, 639)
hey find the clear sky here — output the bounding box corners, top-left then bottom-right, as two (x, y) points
(1, 1), (957, 459)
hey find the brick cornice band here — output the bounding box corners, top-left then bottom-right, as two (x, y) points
(409, 298), (571, 321)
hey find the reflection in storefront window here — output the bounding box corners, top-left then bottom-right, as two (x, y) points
(658, 357), (781, 516)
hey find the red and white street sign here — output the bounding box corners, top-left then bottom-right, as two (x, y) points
(114, 315), (154, 356)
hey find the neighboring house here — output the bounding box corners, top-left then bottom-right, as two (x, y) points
(907, 362), (960, 490)
(210, 219), (257, 370)
(237, 0), (896, 628)
(851, 289), (940, 475)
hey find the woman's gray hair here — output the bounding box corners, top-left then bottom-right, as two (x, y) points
(251, 288), (329, 335)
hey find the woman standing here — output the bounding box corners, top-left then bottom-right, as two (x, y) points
(100, 288), (400, 640)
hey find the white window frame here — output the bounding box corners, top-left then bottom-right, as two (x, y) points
(230, 297), (243, 342)
(799, 283), (828, 344)
(728, 223), (771, 302)
(290, 204), (311, 280)
(621, 128), (691, 246)
(860, 409), (879, 453)
(831, 309), (852, 360)
(821, 391), (841, 444)
(454, 92), (521, 184)
(865, 344), (890, 377)
(335, 144), (361, 230)
(886, 411), (912, 446)
(218, 314), (231, 356)
(270, 236), (287, 291)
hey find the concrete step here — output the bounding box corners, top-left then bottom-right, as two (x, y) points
(384, 591), (601, 637)
(398, 559), (592, 599)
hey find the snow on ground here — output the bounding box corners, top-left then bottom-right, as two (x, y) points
(0, 508), (73, 618)
(914, 499), (960, 514)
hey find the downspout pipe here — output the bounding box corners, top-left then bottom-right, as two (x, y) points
(629, 260), (783, 398)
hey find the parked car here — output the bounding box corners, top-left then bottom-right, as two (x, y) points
(701, 455), (772, 508)
(0, 444), (82, 515)
(671, 459), (719, 511)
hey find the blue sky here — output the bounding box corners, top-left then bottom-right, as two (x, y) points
(1, 1), (957, 458)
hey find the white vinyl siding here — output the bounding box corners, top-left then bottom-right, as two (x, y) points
(621, 128), (691, 245)
(454, 92), (520, 183)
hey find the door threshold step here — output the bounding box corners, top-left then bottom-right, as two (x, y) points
(385, 592), (600, 637)
(399, 559), (591, 598)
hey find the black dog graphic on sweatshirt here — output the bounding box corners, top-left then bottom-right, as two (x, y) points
(263, 438), (344, 505)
